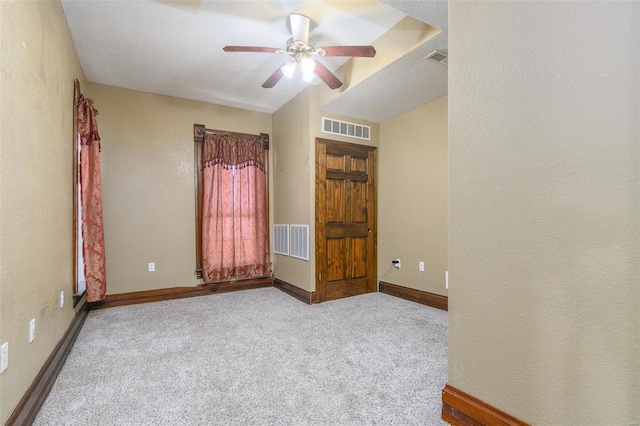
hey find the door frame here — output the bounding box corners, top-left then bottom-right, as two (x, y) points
(315, 137), (378, 302)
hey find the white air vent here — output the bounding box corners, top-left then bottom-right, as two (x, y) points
(322, 117), (370, 141)
(290, 225), (309, 261)
(273, 225), (289, 256)
(425, 50), (448, 65)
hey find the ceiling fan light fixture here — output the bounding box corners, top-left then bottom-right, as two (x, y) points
(281, 62), (297, 79)
(302, 70), (315, 83)
(300, 57), (316, 74)
(301, 57), (316, 83)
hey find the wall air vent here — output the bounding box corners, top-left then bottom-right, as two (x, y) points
(425, 50), (448, 65)
(322, 117), (370, 141)
(290, 225), (309, 261)
(273, 224), (289, 256)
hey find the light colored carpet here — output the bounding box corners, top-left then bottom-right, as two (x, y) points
(34, 287), (448, 425)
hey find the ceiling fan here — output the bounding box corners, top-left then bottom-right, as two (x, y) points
(223, 13), (376, 90)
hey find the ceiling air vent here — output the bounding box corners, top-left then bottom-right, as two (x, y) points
(425, 50), (448, 65)
(322, 117), (370, 141)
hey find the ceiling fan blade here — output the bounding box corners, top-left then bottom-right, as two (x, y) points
(319, 46), (376, 57)
(314, 61), (342, 90)
(262, 67), (284, 88)
(223, 46), (281, 53)
(289, 13), (310, 44)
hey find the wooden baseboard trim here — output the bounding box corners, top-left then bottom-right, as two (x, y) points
(7, 303), (90, 425)
(89, 277), (274, 310)
(442, 384), (530, 426)
(274, 278), (316, 304)
(379, 281), (448, 311)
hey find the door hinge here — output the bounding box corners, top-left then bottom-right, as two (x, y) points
(319, 272), (322, 281)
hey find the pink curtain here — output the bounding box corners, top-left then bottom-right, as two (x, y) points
(202, 131), (271, 282)
(78, 95), (107, 302)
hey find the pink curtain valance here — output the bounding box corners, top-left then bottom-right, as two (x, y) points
(77, 95), (101, 148)
(203, 131), (265, 171)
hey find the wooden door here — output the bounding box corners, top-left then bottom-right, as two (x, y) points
(316, 138), (377, 302)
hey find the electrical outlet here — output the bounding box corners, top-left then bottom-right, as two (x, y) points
(60, 291), (64, 308)
(148, 262), (155, 272)
(445, 271), (449, 290)
(0, 342), (8, 374)
(29, 319), (35, 343)
(393, 258), (401, 269)
(419, 262), (425, 272)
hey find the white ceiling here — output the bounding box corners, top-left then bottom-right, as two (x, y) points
(61, 0), (447, 123)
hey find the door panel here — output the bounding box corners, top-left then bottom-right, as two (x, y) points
(351, 181), (368, 223)
(327, 154), (345, 171)
(326, 278), (367, 300)
(351, 156), (368, 173)
(351, 237), (367, 279)
(326, 180), (345, 223)
(326, 238), (346, 281)
(316, 138), (377, 302)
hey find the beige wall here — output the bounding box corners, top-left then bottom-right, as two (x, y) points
(378, 96), (447, 295)
(272, 89), (313, 290)
(84, 83), (272, 295)
(271, 86), (379, 292)
(309, 87), (379, 293)
(449, 2), (639, 424)
(0, 1), (85, 422)
(309, 87), (380, 149)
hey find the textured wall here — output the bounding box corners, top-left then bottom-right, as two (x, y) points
(85, 83), (272, 295)
(378, 96), (447, 295)
(309, 88), (380, 293)
(0, 1), (85, 422)
(272, 89), (313, 290)
(271, 86), (379, 292)
(448, 2), (639, 424)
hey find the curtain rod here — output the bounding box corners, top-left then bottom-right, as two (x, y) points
(74, 79), (81, 106)
(204, 129), (265, 139)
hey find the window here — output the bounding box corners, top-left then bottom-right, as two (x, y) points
(193, 124), (271, 282)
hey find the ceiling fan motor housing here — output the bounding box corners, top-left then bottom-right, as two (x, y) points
(286, 38), (317, 55)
